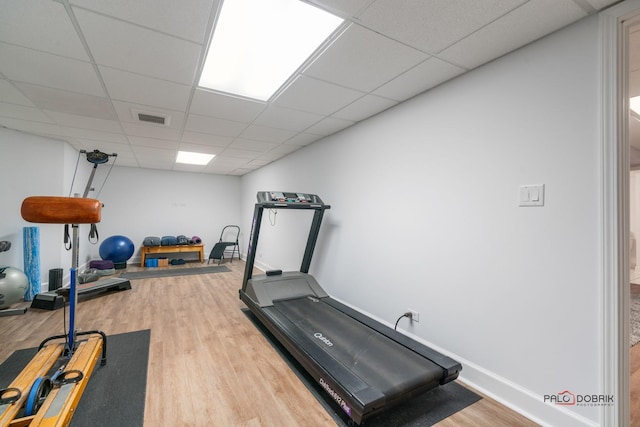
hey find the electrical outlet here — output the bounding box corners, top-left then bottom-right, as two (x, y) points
(408, 309), (420, 322)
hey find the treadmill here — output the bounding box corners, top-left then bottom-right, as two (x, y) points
(240, 191), (462, 425)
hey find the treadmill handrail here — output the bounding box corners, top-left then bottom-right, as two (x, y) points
(241, 192), (330, 292)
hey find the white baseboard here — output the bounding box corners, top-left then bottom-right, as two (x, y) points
(454, 358), (599, 427)
(328, 296), (599, 427)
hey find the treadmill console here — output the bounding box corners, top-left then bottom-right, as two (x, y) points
(257, 191), (327, 208)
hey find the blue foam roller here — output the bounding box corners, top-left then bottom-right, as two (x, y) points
(22, 226), (40, 301)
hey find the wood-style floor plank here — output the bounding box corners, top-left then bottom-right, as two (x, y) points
(1, 261), (539, 426)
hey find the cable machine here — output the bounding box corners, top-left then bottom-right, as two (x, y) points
(0, 149), (128, 426)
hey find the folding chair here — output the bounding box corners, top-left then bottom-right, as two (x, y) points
(208, 225), (240, 264)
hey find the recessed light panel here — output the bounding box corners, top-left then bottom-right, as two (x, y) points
(199, 0), (343, 101)
(176, 151), (215, 165)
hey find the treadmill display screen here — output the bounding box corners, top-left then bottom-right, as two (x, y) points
(269, 192), (310, 203)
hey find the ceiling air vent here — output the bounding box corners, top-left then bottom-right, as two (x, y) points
(131, 109), (171, 126)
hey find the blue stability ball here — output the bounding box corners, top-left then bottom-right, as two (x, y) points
(99, 235), (135, 263)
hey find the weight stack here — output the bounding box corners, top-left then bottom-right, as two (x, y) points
(49, 268), (63, 291)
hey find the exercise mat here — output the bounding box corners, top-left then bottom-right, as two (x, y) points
(118, 265), (230, 280)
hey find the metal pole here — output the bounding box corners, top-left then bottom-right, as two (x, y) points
(241, 204), (263, 292)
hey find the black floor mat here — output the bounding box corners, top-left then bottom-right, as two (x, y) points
(0, 329), (150, 427)
(118, 265), (229, 280)
(243, 310), (481, 426)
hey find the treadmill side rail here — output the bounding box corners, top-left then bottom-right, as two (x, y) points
(324, 297), (462, 385)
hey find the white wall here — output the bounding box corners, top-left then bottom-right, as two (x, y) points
(241, 14), (602, 427)
(0, 128), (70, 287)
(87, 166), (242, 264)
(0, 128), (243, 289)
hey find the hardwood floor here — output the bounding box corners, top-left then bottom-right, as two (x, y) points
(0, 261), (537, 426)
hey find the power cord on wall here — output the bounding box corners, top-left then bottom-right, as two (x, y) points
(394, 311), (413, 330)
(268, 208), (277, 226)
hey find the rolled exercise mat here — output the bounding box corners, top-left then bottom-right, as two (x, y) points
(23, 226), (40, 301)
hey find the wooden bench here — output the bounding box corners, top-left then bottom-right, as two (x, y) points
(140, 244), (204, 267)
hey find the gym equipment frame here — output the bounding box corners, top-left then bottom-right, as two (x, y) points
(0, 197), (107, 426)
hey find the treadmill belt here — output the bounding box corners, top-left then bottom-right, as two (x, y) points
(270, 296), (443, 399)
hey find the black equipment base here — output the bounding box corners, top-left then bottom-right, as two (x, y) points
(30, 292), (65, 310)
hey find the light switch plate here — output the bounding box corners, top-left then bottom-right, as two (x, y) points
(519, 184), (544, 207)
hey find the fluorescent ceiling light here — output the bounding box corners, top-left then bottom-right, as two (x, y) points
(631, 96), (640, 116)
(199, 0), (343, 101)
(176, 151), (215, 165)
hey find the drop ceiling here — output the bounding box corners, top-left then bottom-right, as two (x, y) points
(0, 0), (619, 175)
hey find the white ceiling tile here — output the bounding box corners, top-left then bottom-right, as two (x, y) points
(306, 0), (374, 17)
(373, 57), (466, 101)
(0, 43), (104, 96)
(100, 67), (192, 111)
(219, 148), (261, 159)
(190, 90), (266, 122)
(357, 0), (527, 53)
(131, 145), (176, 159)
(229, 139), (279, 151)
(437, 0), (586, 69)
(185, 113), (248, 137)
(121, 121), (181, 140)
(61, 127), (128, 144)
(0, 0), (89, 61)
(304, 24), (428, 92)
(173, 163), (208, 173)
(332, 94), (397, 122)
(44, 110), (122, 133)
(70, 0), (218, 43)
(274, 76), (364, 115)
(253, 106), (323, 132)
(181, 131), (233, 147)
(0, 117), (65, 137)
(129, 136), (179, 150)
(0, 102), (54, 123)
(74, 9), (202, 85)
(15, 83), (115, 119)
(211, 157), (251, 168)
(257, 144), (301, 160)
(246, 158), (272, 167)
(0, 80), (34, 106)
(0, 0), (611, 176)
(206, 165), (239, 174)
(137, 159), (175, 170)
(306, 116), (354, 136)
(284, 133), (322, 146)
(239, 125), (297, 143)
